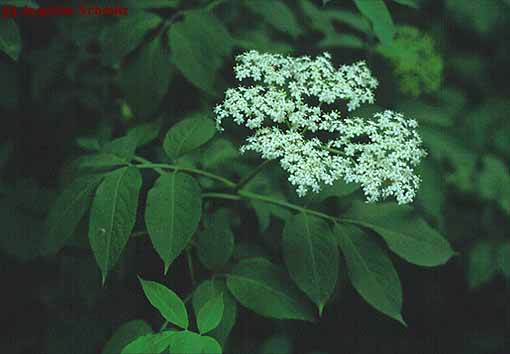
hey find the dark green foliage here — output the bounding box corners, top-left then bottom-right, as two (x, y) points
(145, 172), (202, 272)
(335, 224), (404, 324)
(88, 167), (142, 283)
(2, 1), (508, 353)
(0, 19), (21, 61)
(343, 201), (455, 266)
(120, 33), (174, 118)
(163, 114), (216, 160)
(196, 209), (234, 271)
(282, 213), (339, 314)
(192, 280), (237, 345)
(43, 174), (103, 256)
(227, 257), (316, 321)
(138, 277), (189, 329)
(352, 0), (395, 46)
(101, 320), (153, 354)
(378, 26), (443, 97)
(196, 293), (224, 334)
(169, 10), (232, 94)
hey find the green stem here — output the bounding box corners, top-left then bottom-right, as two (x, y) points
(239, 190), (338, 223)
(135, 156), (340, 224)
(202, 192), (241, 201)
(235, 159), (274, 191)
(204, 191), (338, 223)
(133, 156), (236, 188)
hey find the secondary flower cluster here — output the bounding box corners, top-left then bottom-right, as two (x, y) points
(378, 26), (443, 97)
(214, 50), (427, 204)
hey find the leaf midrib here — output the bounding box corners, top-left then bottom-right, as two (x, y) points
(168, 173), (176, 261)
(174, 119), (202, 158)
(104, 168), (128, 272)
(151, 284), (185, 328)
(302, 214), (321, 301)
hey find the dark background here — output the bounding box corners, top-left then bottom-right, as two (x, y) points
(1, 0), (509, 353)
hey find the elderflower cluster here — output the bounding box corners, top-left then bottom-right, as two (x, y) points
(214, 50), (427, 204)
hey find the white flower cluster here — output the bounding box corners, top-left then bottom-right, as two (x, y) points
(214, 50), (426, 204)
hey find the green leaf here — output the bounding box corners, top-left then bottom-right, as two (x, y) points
(197, 295), (224, 334)
(420, 126), (476, 192)
(169, 10), (232, 93)
(100, 11), (162, 65)
(76, 137), (101, 151)
(342, 201), (455, 266)
(145, 172), (202, 273)
(445, 0), (503, 36)
(121, 331), (175, 354)
(234, 242), (268, 261)
(88, 167), (142, 283)
(75, 134), (136, 165)
(138, 277), (189, 329)
(201, 138), (239, 170)
(101, 320), (153, 354)
(252, 197), (292, 232)
(75, 153), (129, 172)
(245, 0), (302, 39)
(227, 257), (316, 321)
(163, 115), (216, 160)
(334, 224), (404, 324)
(248, 176), (292, 232)
(324, 9), (371, 34)
(192, 280), (237, 345)
(0, 19), (21, 61)
(127, 122), (161, 148)
(396, 100), (452, 128)
(391, 0), (419, 7)
(320, 33), (364, 49)
(234, 26), (293, 55)
(120, 34), (173, 118)
(353, 0), (395, 46)
(477, 155), (510, 214)
(166, 332), (222, 353)
(167, 331), (204, 354)
(197, 209), (234, 271)
(282, 213), (339, 314)
(200, 336), (222, 354)
(102, 136), (137, 161)
(300, 0), (369, 49)
(467, 241), (498, 289)
(42, 175), (103, 256)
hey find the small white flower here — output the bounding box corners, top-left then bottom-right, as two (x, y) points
(215, 51), (426, 204)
